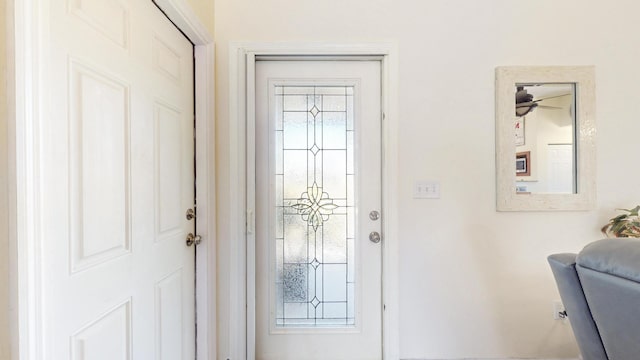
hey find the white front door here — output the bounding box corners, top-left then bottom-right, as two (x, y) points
(255, 60), (383, 360)
(42, 0), (195, 358)
(547, 144), (575, 193)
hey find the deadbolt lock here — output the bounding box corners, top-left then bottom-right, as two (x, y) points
(186, 208), (196, 220)
(186, 233), (202, 247)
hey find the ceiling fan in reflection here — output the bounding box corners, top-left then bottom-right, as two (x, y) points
(515, 86), (569, 117)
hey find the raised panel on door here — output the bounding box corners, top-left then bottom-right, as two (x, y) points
(155, 269), (184, 359)
(154, 100), (184, 243)
(71, 301), (132, 360)
(69, 60), (131, 273)
(68, 0), (129, 49)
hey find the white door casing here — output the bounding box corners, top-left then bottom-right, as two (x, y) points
(226, 44), (399, 360)
(254, 60), (382, 359)
(152, 1), (217, 358)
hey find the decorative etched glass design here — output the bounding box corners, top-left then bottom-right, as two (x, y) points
(291, 182), (338, 231)
(274, 85), (355, 327)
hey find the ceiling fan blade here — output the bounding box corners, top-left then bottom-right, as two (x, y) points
(536, 93), (572, 102)
(537, 105), (563, 109)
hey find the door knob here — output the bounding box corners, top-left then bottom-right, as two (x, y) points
(369, 231), (381, 244)
(186, 233), (201, 247)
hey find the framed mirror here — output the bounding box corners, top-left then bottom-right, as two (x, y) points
(495, 66), (596, 211)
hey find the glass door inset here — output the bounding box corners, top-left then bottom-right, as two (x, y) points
(273, 85), (356, 327)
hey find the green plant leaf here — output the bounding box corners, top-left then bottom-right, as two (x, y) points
(613, 214), (629, 221)
(601, 206), (640, 238)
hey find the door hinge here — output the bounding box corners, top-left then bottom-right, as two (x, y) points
(246, 209), (254, 234)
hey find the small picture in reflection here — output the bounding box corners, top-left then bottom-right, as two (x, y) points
(516, 151), (530, 176)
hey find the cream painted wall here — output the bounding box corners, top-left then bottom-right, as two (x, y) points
(185, 0), (214, 35)
(214, 0), (640, 359)
(0, 0), (10, 358)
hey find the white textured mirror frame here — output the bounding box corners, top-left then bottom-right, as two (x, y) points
(496, 66), (596, 211)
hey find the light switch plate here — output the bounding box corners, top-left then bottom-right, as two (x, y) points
(414, 181), (440, 199)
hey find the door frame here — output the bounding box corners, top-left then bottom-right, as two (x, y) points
(7, 0), (216, 359)
(227, 43), (400, 359)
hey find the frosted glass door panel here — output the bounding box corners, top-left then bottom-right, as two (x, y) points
(274, 86), (355, 327)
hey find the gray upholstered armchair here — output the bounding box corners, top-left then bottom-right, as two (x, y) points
(548, 238), (640, 360)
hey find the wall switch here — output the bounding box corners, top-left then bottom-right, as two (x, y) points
(413, 181), (440, 199)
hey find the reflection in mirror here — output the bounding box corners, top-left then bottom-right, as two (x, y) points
(514, 83), (577, 195)
(495, 66), (596, 211)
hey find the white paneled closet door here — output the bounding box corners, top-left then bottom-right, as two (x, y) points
(43, 0), (195, 358)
